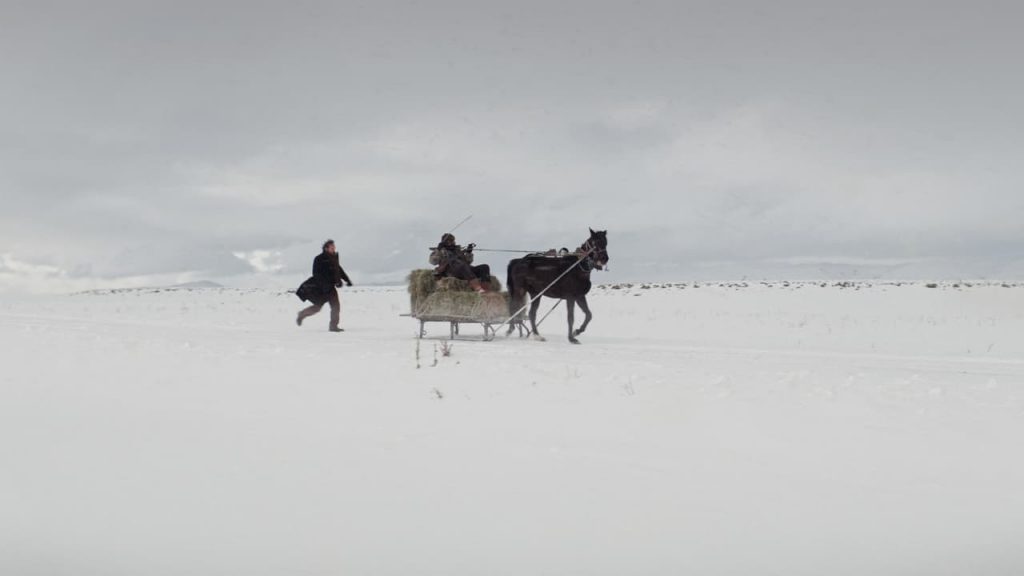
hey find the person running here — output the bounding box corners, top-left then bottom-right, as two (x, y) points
(296, 239), (353, 331)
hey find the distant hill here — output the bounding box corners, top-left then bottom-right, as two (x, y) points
(171, 280), (225, 289)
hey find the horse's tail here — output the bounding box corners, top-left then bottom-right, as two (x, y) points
(507, 259), (524, 319)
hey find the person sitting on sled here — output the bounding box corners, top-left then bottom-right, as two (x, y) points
(430, 233), (491, 293)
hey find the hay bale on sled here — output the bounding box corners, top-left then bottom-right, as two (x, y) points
(407, 269), (506, 319)
(417, 291), (509, 321)
(408, 269), (438, 311)
(436, 274), (501, 294)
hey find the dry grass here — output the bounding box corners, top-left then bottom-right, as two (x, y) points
(416, 291), (509, 321)
(408, 269), (438, 311)
(407, 269), (507, 320)
(437, 275), (502, 293)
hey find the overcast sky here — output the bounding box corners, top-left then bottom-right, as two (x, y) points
(2, 0), (1022, 292)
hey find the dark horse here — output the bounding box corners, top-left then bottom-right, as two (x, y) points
(506, 229), (609, 344)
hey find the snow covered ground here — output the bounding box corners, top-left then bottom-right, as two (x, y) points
(2, 281), (1023, 575)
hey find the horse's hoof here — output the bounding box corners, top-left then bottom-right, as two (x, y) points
(572, 329), (583, 337)
(531, 334), (547, 342)
(569, 338), (581, 345)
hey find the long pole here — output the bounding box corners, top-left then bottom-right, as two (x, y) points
(472, 248), (542, 254)
(535, 299), (562, 328)
(448, 214), (473, 234)
(423, 247), (540, 253)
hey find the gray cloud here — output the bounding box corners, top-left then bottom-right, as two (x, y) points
(2, 0), (1023, 292)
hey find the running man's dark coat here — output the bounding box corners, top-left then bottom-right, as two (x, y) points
(296, 252), (352, 305)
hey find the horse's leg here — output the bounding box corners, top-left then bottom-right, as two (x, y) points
(508, 281), (527, 337)
(529, 296), (545, 341)
(506, 317), (525, 338)
(574, 295), (593, 337)
(515, 320), (529, 337)
(567, 298), (580, 344)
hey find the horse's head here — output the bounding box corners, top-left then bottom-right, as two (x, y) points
(586, 227), (609, 270)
